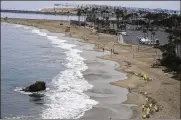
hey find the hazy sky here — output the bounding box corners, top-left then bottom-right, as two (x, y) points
(1, 1), (180, 11)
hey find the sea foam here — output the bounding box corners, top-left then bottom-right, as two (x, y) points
(14, 24), (30, 30)
(14, 87), (49, 95)
(29, 28), (98, 119)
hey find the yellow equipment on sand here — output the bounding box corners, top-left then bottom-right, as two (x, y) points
(142, 114), (147, 119)
(154, 105), (159, 112)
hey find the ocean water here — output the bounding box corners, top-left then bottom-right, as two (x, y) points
(1, 22), (97, 119)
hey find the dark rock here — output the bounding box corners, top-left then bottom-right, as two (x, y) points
(23, 81), (46, 92)
(29, 93), (44, 98)
(4, 17), (8, 21)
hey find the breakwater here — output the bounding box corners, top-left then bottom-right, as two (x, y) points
(1, 9), (77, 16)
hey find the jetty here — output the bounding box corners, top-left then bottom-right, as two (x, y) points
(1, 9), (77, 16)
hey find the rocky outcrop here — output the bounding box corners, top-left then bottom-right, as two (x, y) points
(23, 81), (46, 92)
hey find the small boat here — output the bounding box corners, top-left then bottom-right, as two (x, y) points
(121, 31), (128, 36)
(137, 36), (159, 45)
(117, 30), (128, 36)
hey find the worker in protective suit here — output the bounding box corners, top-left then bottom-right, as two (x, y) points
(143, 74), (147, 80)
(142, 114), (147, 119)
(142, 104), (145, 111)
(154, 105), (159, 112)
(149, 103), (152, 108)
(142, 114), (150, 119)
(146, 107), (151, 118)
(146, 107), (150, 113)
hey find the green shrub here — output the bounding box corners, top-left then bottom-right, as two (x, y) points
(161, 49), (181, 72)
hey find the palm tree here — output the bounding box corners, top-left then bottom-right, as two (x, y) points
(168, 34), (174, 43)
(67, 11), (70, 21)
(123, 9), (128, 20)
(100, 9), (107, 27)
(105, 16), (109, 27)
(143, 28), (147, 38)
(123, 9), (128, 30)
(151, 31), (156, 41)
(115, 8), (123, 31)
(92, 8), (98, 27)
(77, 8), (81, 25)
(145, 19), (151, 37)
(95, 18), (100, 28)
(88, 7), (97, 26)
(83, 7), (88, 21)
(132, 13), (138, 30)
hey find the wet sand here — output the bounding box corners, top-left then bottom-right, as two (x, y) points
(63, 38), (133, 119)
(2, 18), (180, 119)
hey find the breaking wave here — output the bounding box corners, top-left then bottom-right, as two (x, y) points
(30, 28), (98, 119)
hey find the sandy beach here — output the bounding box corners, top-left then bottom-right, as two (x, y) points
(1, 18), (180, 119)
